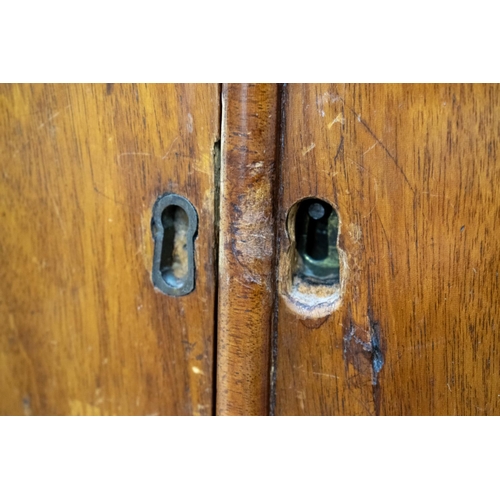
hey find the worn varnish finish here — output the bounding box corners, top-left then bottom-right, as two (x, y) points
(0, 84), (220, 415)
(217, 84), (278, 415)
(274, 84), (500, 415)
(3, 84), (500, 417)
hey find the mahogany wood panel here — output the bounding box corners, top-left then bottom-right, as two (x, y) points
(217, 84), (278, 415)
(274, 84), (500, 415)
(0, 84), (220, 415)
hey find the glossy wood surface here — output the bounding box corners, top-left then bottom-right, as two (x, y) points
(274, 84), (500, 415)
(217, 84), (278, 415)
(0, 84), (220, 415)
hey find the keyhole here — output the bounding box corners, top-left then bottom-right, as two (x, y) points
(151, 193), (198, 296)
(160, 205), (189, 288)
(294, 198), (340, 284)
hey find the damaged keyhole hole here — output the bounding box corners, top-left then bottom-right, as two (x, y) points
(295, 198), (340, 284)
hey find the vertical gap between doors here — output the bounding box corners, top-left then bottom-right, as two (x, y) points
(211, 83), (223, 416)
(269, 83), (286, 416)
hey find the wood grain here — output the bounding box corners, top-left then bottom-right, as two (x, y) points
(4, 83), (499, 416)
(216, 84), (278, 415)
(0, 84), (220, 415)
(274, 84), (500, 415)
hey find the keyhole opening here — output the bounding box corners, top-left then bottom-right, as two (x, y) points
(160, 205), (189, 288)
(294, 198), (340, 284)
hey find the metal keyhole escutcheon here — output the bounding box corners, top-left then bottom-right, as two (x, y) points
(151, 193), (198, 296)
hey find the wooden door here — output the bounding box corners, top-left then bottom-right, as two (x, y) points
(215, 83), (500, 416)
(273, 84), (500, 415)
(0, 84), (220, 415)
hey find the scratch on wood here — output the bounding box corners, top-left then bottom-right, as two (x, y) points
(328, 113), (345, 129)
(312, 372), (339, 379)
(162, 137), (179, 159)
(302, 143), (316, 156)
(340, 98), (415, 194)
(334, 137), (344, 162)
(362, 142), (378, 156)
